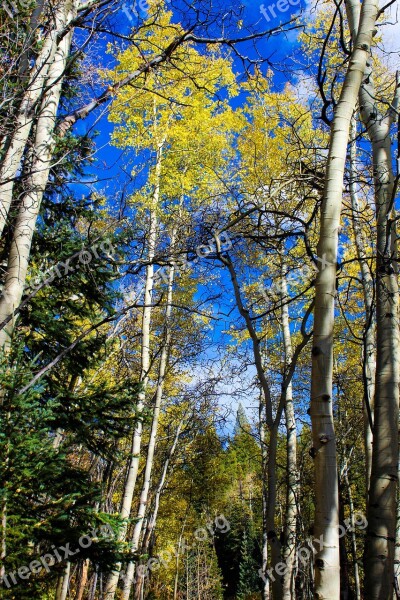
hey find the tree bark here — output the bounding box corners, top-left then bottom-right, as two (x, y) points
(225, 253), (310, 599)
(281, 276), (299, 600)
(131, 417), (185, 600)
(0, 0), (75, 239)
(0, 0), (77, 350)
(268, 424), (283, 600)
(104, 142), (163, 599)
(310, 0), (378, 596)
(224, 255), (282, 599)
(362, 74), (400, 600)
(259, 393), (270, 600)
(344, 2), (400, 595)
(349, 116), (375, 490)
(121, 256), (176, 600)
(75, 559), (90, 600)
(55, 561), (71, 600)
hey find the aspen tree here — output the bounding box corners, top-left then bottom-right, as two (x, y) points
(345, 1), (400, 594)
(309, 0), (378, 596)
(281, 274), (299, 600)
(0, 0), (76, 238)
(0, 0), (78, 350)
(104, 140), (163, 600)
(121, 246), (176, 600)
(349, 116), (376, 489)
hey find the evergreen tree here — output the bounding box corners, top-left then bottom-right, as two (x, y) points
(237, 523), (261, 600)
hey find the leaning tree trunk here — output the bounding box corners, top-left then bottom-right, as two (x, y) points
(0, 0), (77, 351)
(310, 0), (378, 596)
(224, 255), (283, 600)
(281, 275), (299, 600)
(0, 0), (74, 239)
(104, 142), (163, 600)
(131, 416), (185, 600)
(121, 257), (176, 600)
(349, 116), (376, 490)
(225, 253), (310, 600)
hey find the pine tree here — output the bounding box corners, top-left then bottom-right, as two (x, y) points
(237, 524), (261, 600)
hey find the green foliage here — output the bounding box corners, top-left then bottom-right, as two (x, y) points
(0, 345), (129, 598)
(237, 523), (261, 600)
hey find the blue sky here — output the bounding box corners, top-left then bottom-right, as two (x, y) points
(70, 0), (308, 426)
(74, 0), (305, 191)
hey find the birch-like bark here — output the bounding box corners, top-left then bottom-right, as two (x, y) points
(349, 116), (375, 489)
(0, 0), (77, 351)
(360, 63), (400, 600)
(310, 1), (378, 596)
(121, 257), (175, 600)
(223, 254), (310, 600)
(127, 417), (185, 600)
(0, 0), (74, 238)
(281, 276), (298, 600)
(141, 416), (184, 552)
(344, 3), (400, 594)
(394, 443), (400, 599)
(104, 142), (163, 600)
(268, 425), (283, 600)
(344, 469), (360, 600)
(55, 561), (71, 600)
(259, 395), (270, 600)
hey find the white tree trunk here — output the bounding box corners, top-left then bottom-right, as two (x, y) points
(281, 276), (298, 600)
(0, 1), (77, 350)
(125, 417), (185, 600)
(359, 47), (400, 600)
(310, 1), (378, 596)
(349, 116), (375, 490)
(344, 2), (400, 594)
(259, 394), (270, 600)
(104, 143), (163, 600)
(0, 0), (74, 238)
(121, 257), (176, 600)
(55, 561), (71, 600)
